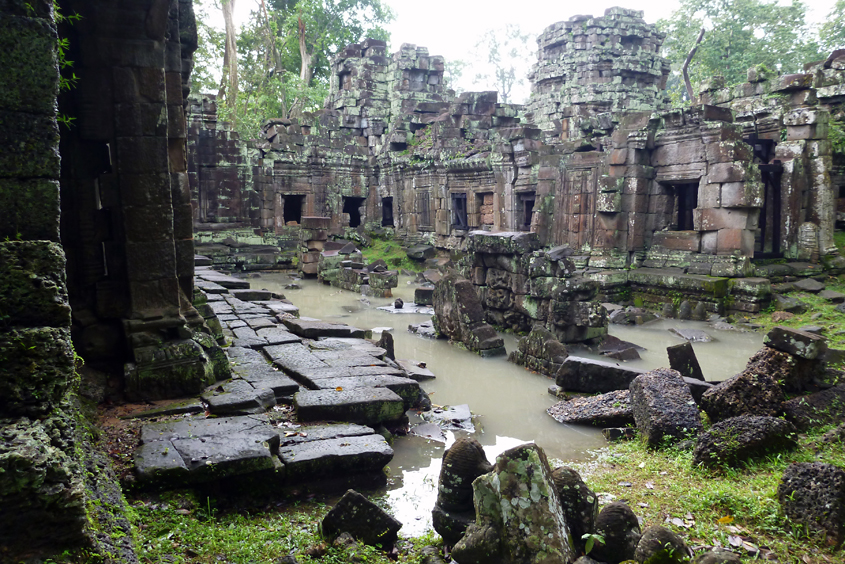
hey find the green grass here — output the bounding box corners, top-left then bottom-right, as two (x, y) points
(361, 238), (426, 272)
(737, 274), (845, 349)
(570, 424), (845, 562)
(128, 490), (437, 564)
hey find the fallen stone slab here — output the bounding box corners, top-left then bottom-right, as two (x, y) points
(819, 290), (845, 303)
(668, 328), (714, 343)
(311, 338), (387, 359)
(547, 390), (633, 427)
(227, 346), (267, 366)
(230, 288), (276, 302)
(778, 463), (845, 546)
(265, 343), (329, 377)
(294, 387), (405, 425)
(320, 489), (403, 546)
(764, 325), (828, 360)
(396, 359), (436, 381)
(784, 384), (845, 429)
(315, 375), (419, 407)
(692, 415), (797, 468)
(773, 294), (808, 313)
(246, 317), (277, 330)
(279, 435), (393, 481)
(700, 370), (785, 422)
(139, 414), (276, 445)
(282, 318), (370, 339)
(294, 365), (405, 385)
(667, 341), (705, 381)
(409, 422), (446, 442)
(232, 362), (299, 399)
(377, 302), (434, 315)
(170, 434), (282, 480)
(134, 440), (190, 482)
(408, 320), (437, 338)
(255, 327), (301, 346)
(203, 381), (276, 416)
(194, 279), (228, 294)
(414, 287), (435, 305)
(197, 272), (250, 289)
(276, 423), (375, 447)
(555, 357), (647, 393)
(195, 255), (213, 267)
(128, 398), (204, 419)
(630, 368), (702, 448)
(311, 349), (386, 365)
(421, 404), (474, 432)
(406, 244), (436, 261)
(792, 278), (825, 293)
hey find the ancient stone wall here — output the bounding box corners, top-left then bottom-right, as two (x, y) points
(188, 8), (845, 277)
(0, 1), (89, 552)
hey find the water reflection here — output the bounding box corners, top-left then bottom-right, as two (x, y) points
(253, 272), (764, 534)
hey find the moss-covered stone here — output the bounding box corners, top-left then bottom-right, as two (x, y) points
(0, 240), (70, 327)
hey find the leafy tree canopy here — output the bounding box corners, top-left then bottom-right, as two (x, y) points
(820, 0), (845, 53)
(193, 0), (392, 138)
(658, 0), (823, 102)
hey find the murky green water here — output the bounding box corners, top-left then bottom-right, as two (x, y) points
(252, 272), (764, 534)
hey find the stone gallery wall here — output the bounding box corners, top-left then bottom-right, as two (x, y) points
(0, 1), (88, 552)
(189, 8), (845, 275)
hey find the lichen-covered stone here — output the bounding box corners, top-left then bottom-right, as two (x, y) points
(635, 525), (690, 564)
(432, 437), (493, 545)
(700, 369), (785, 423)
(590, 501), (642, 564)
(693, 415), (798, 468)
(778, 462), (845, 546)
(320, 489), (402, 546)
(630, 368), (702, 448)
(550, 466), (597, 554)
(452, 443), (575, 564)
(433, 270), (504, 356)
(0, 326), (75, 417)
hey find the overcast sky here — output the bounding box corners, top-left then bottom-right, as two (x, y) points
(208, 0), (838, 102)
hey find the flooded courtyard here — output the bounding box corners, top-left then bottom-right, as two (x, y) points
(254, 272), (765, 534)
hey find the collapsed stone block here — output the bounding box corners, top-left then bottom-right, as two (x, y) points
(630, 368), (702, 448)
(692, 415), (797, 468)
(778, 462), (845, 546)
(320, 489), (402, 547)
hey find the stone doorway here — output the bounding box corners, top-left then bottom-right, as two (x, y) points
(283, 194), (305, 225)
(342, 196), (365, 228)
(382, 197), (394, 227)
(747, 135), (784, 258)
(517, 191), (535, 231)
(451, 193), (468, 230)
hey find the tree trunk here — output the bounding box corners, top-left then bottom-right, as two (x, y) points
(218, 0), (239, 118)
(298, 13), (313, 86)
(683, 27), (706, 104)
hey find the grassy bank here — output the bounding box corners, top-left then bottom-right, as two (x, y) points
(569, 423), (845, 562)
(360, 238), (426, 272)
(128, 490), (436, 564)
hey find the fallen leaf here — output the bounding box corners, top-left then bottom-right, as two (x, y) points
(175, 509), (191, 515)
(335, 386), (343, 391)
(671, 518), (685, 528)
(726, 525), (740, 533)
(728, 535), (743, 548)
(685, 513), (694, 520)
(284, 432), (297, 437)
(618, 481), (633, 487)
(638, 462), (646, 468)
(645, 482), (655, 489)
(717, 516), (734, 525)
(742, 540), (759, 554)
(637, 502), (649, 508)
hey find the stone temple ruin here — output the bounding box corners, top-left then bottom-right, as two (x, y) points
(2, 0), (845, 559)
(190, 7), (845, 320)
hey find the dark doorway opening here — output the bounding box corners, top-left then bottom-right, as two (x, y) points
(381, 197), (394, 227)
(674, 183), (698, 231)
(451, 193), (468, 230)
(283, 194), (304, 225)
(517, 192), (535, 231)
(342, 196), (365, 228)
(746, 134), (783, 257)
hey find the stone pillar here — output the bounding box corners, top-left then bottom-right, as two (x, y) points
(0, 0), (87, 551)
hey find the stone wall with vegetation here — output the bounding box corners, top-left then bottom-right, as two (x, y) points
(188, 9), (845, 276)
(0, 0), (88, 554)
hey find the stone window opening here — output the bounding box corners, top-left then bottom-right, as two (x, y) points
(517, 192), (536, 231)
(283, 194), (305, 225)
(476, 192), (494, 230)
(339, 72), (352, 91)
(672, 183), (698, 231)
(382, 197), (394, 227)
(342, 196), (365, 228)
(451, 193), (468, 230)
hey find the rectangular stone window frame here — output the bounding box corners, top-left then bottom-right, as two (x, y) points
(451, 192), (468, 230)
(282, 194), (305, 225)
(342, 196), (366, 228)
(669, 182), (699, 231)
(516, 191), (536, 232)
(381, 197), (394, 227)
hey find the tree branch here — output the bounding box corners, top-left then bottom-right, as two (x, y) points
(683, 27), (706, 104)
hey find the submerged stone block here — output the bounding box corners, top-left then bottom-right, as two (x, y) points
(294, 387), (405, 425)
